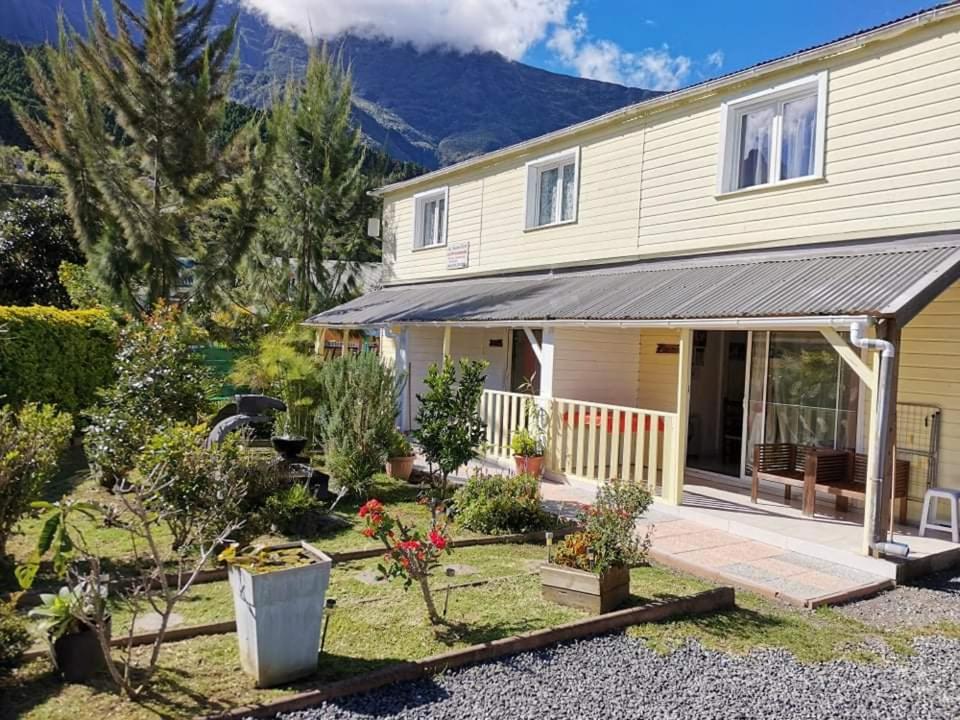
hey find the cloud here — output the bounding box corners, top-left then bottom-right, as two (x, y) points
(239, 0), (571, 60)
(706, 50), (725, 69)
(547, 14), (692, 91)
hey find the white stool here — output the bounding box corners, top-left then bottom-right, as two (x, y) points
(919, 488), (960, 543)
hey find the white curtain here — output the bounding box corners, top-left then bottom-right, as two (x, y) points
(780, 94), (817, 180)
(737, 107), (773, 189)
(538, 166), (558, 225)
(560, 162), (576, 221)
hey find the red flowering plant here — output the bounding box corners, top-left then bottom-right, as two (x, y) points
(358, 499), (452, 624)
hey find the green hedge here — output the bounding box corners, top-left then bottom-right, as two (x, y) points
(0, 306), (117, 412)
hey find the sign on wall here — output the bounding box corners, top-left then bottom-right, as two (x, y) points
(447, 241), (470, 270)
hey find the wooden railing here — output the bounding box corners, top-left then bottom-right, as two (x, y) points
(480, 390), (678, 492)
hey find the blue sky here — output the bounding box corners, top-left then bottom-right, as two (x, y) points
(523, 1), (939, 89)
(249, 1), (942, 91)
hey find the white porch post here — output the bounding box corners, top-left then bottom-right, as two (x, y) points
(442, 326), (452, 360)
(663, 328), (692, 505)
(538, 328), (558, 472)
(394, 326), (410, 431)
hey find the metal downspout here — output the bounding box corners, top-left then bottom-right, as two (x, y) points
(849, 321), (906, 557)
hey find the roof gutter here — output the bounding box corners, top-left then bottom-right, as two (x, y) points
(303, 314), (874, 331)
(370, 3), (959, 198)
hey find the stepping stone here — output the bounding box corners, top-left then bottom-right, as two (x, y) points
(354, 569), (388, 585)
(443, 563), (479, 577)
(132, 611), (183, 634)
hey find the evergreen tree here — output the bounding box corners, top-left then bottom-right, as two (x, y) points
(16, 0), (270, 312)
(245, 46), (372, 314)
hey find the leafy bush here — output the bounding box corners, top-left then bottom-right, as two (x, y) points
(136, 423), (277, 549)
(509, 428), (542, 457)
(553, 479), (652, 574)
(318, 352), (400, 496)
(84, 306), (214, 486)
(0, 600), (30, 671)
(388, 428), (413, 458)
(262, 483), (327, 537)
(414, 357), (487, 502)
(0, 403), (72, 556)
(0, 305), (116, 412)
(454, 472), (551, 535)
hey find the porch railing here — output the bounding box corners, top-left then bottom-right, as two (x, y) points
(480, 390), (678, 491)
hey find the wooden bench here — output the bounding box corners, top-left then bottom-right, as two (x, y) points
(752, 443), (910, 521)
(751, 444), (849, 517)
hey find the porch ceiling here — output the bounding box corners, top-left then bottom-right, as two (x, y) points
(305, 232), (960, 329)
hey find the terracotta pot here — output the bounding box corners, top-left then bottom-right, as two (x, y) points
(514, 454), (544, 478)
(540, 564), (630, 614)
(386, 455), (416, 482)
(52, 616), (110, 683)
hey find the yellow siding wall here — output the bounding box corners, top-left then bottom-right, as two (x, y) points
(381, 17), (960, 284)
(898, 282), (960, 517)
(636, 329), (681, 413)
(552, 328), (642, 405)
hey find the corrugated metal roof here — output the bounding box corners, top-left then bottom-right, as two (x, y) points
(305, 234), (960, 328)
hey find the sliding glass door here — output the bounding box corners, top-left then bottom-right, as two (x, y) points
(743, 331), (860, 475)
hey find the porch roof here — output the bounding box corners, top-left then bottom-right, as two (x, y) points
(305, 233), (960, 329)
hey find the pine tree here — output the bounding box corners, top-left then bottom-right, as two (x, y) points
(16, 0), (270, 311)
(245, 46), (372, 315)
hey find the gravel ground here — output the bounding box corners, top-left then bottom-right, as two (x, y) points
(267, 633), (960, 720)
(839, 568), (960, 630)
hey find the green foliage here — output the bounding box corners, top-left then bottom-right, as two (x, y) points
(413, 357), (488, 494)
(0, 403), (72, 557)
(387, 428), (413, 458)
(0, 305), (116, 412)
(0, 39), (39, 150)
(244, 45), (373, 314)
(15, 497), (100, 590)
(454, 472), (551, 535)
(319, 352), (401, 496)
(0, 195), (83, 307)
(18, 0), (271, 311)
(135, 423), (272, 549)
(229, 322), (323, 443)
(262, 483), (327, 537)
(0, 600), (31, 671)
(28, 583), (104, 641)
(58, 261), (109, 310)
(509, 428), (542, 457)
(554, 479), (652, 575)
(84, 306), (214, 485)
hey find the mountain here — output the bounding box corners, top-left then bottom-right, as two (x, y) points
(0, 0), (660, 168)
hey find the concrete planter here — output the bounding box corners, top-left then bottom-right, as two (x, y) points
(386, 455), (416, 482)
(540, 563), (630, 614)
(228, 541), (333, 687)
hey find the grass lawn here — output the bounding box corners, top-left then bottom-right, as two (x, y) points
(1, 447), (481, 593)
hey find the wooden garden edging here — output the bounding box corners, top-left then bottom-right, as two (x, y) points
(7, 527), (575, 608)
(204, 586), (735, 720)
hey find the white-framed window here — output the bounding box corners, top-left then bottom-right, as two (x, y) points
(717, 71), (827, 195)
(524, 147), (580, 230)
(412, 187), (448, 250)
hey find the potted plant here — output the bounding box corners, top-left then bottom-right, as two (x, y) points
(510, 428), (544, 478)
(385, 428), (416, 482)
(541, 479), (652, 613)
(220, 541), (333, 687)
(29, 583), (109, 682)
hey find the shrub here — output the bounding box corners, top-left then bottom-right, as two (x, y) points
(0, 600), (30, 671)
(0, 305), (116, 412)
(84, 306), (214, 486)
(553, 479), (652, 574)
(413, 357), (487, 504)
(387, 427), (413, 458)
(262, 483), (327, 537)
(136, 423), (276, 549)
(454, 472), (552, 535)
(318, 352), (400, 496)
(509, 428), (541, 457)
(0, 403), (72, 556)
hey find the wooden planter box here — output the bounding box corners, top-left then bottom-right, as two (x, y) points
(540, 563), (630, 614)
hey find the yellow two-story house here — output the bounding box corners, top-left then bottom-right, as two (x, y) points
(308, 4), (960, 573)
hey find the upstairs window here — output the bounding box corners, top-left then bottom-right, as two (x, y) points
(413, 187), (448, 249)
(525, 147), (580, 229)
(718, 72), (827, 194)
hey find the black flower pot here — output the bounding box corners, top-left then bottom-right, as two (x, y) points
(52, 617), (110, 683)
(271, 435), (307, 460)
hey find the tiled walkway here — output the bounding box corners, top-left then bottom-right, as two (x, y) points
(539, 479), (892, 607)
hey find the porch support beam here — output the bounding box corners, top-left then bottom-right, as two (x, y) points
(539, 328), (555, 399)
(392, 326), (411, 431)
(819, 327), (876, 391)
(523, 327), (543, 364)
(663, 328), (692, 505)
(313, 326), (327, 356)
(442, 326), (452, 360)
